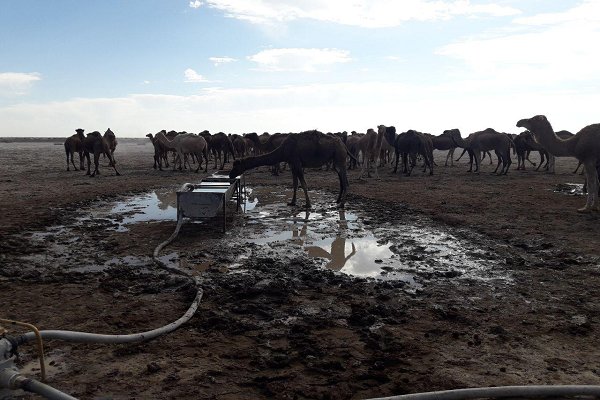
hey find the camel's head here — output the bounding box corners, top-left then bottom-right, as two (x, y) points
(229, 159), (245, 178)
(517, 115), (552, 143)
(75, 128), (84, 134)
(379, 125), (396, 143)
(516, 115), (548, 132)
(443, 128), (463, 146)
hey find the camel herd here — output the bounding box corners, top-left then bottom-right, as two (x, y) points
(63, 128), (119, 177)
(63, 115), (600, 213)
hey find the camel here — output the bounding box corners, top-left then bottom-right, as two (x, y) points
(146, 133), (170, 170)
(451, 128), (513, 174)
(231, 134), (248, 158)
(210, 132), (236, 170)
(155, 130), (209, 173)
(244, 132), (289, 175)
(345, 132), (363, 170)
(358, 127), (385, 179)
(104, 128), (117, 156)
(382, 126), (433, 176)
(229, 130), (351, 208)
(426, 131), (458, 167)
(82, 131), (120, 177)
(517, 115), (600, 212)
(64, 128), (85, 171)
(518, 131), (550, 171)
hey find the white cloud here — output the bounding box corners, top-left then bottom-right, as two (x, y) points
(184, 68), (209, 82)
(0, 72), (41, 96)
(436, 1), (600, 87)
(248, 48), (351, 72)
(2, 81), (599, 138)
(189, 1), (202, 9)
(209, 56), (237, 66)
(202, 0), (520, 27)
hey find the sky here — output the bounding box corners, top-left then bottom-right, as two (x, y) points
(1, 0), (600, 138)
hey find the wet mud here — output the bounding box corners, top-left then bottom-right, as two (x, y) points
(1, 141), (600, 399)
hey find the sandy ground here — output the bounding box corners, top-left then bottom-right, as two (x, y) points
(1, 139), (600, 399)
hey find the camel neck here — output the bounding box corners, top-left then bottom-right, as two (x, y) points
(157, 134), (177, 150)
(536, 128), (577, 157)
(242, 147), (284, 169)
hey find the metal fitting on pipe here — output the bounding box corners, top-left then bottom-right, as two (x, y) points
(0, 368), (78, 400)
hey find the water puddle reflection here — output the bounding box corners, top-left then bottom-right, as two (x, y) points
(554, 182), (585, 196)
(244, 204), (509, 287)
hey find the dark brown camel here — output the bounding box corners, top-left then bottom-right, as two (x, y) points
(82, 131), (120, 177)
(451, 128), (513, 174)
(517, 115), (600, 212)
(244, 132), (289, 175)
(229, 130), (351, 208)
(64, 128), (85, 171)
(210, 132), (236, 170)
(382, 127), (433, 176)
(103, 128), (118, 166)
(425, 131), (458, 167)
(231, 134), (248, 158)
(146, 133), (170, 170)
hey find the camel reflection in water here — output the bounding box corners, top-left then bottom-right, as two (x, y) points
(291, 209), (357, 271)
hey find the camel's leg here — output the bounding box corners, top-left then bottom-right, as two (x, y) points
(335, 166), (347, 206)
(203, 148), (209, 172)
(456, 148), (467, 162)
(474, 151), (481, 173)
(373, 155), (380, 179)
(110, 155), (120, 176)
(578, 161), (598, 213)
(91, 152), (101, 177)
(525, 150), (536, 167)
(84, 153), (91, 176)
(78, 151), (84, 170)
(493, 151), (502, 174)
(296, 168), (311, 209)
(289, 170), (299, 206)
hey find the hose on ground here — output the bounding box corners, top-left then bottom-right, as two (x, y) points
(369, 385), (600, 400)
(18, 210), (199, 346)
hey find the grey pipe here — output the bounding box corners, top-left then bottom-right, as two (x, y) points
(0, 369), (78, 400)
(18, 278), (201, 344)
(369, 385), (600, 400)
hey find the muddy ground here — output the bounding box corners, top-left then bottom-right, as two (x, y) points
(1, 139), (600, 399)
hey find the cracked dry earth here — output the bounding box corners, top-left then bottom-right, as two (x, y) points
(1, 139), (600, 399)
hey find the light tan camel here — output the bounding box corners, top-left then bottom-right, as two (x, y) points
(82, 131), (120, 177)
(229, 130), (351, 208)
(517, 115), (600, 212)
(64, 128), (85, 171)
(358, 127), (385, 179)
(155, 130), (208, 173)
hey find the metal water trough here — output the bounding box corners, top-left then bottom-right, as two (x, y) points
(176, 172), (245, 232)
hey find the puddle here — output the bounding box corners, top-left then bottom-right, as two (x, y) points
(554, 182), (585, 196)
(15, 184), (511, 290)
(244, 202), (510, 287)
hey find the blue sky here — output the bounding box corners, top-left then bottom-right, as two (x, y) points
(1, 0), (599, 137)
